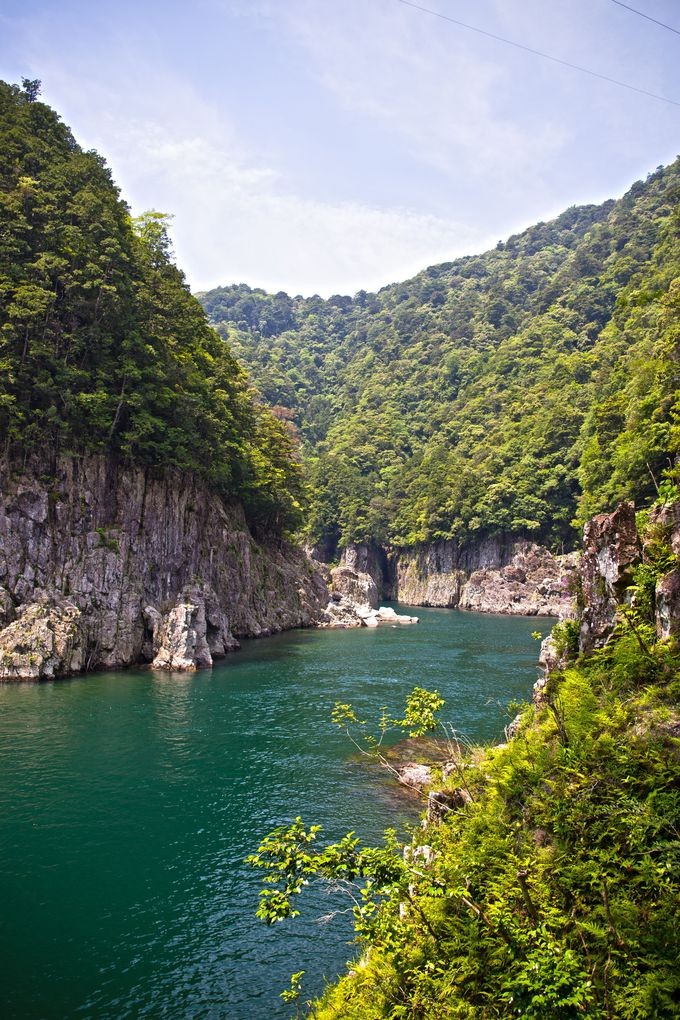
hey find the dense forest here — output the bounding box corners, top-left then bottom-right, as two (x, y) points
(0, 79), (304, 534)
(201, 162), (680, 554)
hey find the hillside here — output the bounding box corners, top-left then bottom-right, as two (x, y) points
(0, 79), (303, 535)
(201, 163), (680, 554)
(0, 80), (330, 680)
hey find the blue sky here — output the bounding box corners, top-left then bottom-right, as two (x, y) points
(1, 0), (679, 296)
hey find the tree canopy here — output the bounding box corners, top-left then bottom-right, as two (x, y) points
(0, 79), (304, 534)
(201, 163), (680, 552)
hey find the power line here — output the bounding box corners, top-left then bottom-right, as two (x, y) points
(396, 0), (680, 108)
(609, 0), (680, 37)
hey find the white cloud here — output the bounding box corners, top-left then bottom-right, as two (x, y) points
(3, 0), (677, 298)
(30, 47), (487, 296)
(182, 187), (484, 296)
(265, 0), (568, 187)
(97, 112), (483, 295)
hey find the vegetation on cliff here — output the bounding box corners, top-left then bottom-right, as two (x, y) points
(0, 79), (304, 533)
(250, 504), (680, 1018)
(201, 162), (679, 553)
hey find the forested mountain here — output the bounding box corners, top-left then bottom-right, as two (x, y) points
(201, 163), (680, 553)
(0, 79), (303, 534)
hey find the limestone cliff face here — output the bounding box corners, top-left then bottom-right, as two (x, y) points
(578, 501), (641, 652)
(341, 538), (578, 617)
(650, 499), (680, 641)
(560, 499), (678, 655)
(0, 456), (329, 680)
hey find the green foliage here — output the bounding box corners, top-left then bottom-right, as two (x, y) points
(250, 539), (680, 1018)
(549, 619), (580, 661)
(201, 162), (680, 554)
(281, 970), (305, 1009)
(331, 686), (444, 760)
(395, 687), (445, 737)
(0, 80), (304, 534)
(246, 817), (406, 933)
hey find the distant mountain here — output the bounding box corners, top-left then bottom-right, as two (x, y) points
(201, 161), (679, 553)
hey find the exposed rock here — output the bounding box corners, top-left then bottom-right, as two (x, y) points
(538, 633), (563, 676)
(579, 502), (641, 653)
(0, 586), (14, 627)
(530, 632), (567, 707)
(151, 590), (217, 671)
(330, 565), (379, 609)
(532, 674), (548, 708)
(649, 500), (680, 557)
(534, 500), (680, 714)
(441, 760), (471, 781)
(0, 600), (84, 680)
(373, 606), (419, 625)
(321, 600), (419, 629)
(404, 844), (435, 866)
(395, 762), (432, 790)
(321, 595), (365, 629)
(340, 543), (388, 595)
(506, 712), (523, 739)
(386, 537), (578, 616)
(648, 500), (680, 640)
(142, 605), (163, 662)
(427, 788), (472, 822)
(460, 549), (579, 616)
(0, 455), (330, 680)
(533, 828), (551, 848)
(656, 569), (680, 640)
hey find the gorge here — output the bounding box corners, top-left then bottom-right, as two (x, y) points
(0, 77), (678, 1020)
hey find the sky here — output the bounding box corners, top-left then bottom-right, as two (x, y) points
(1, 0), (679, 297)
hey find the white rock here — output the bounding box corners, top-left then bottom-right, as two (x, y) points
(151, 598), (212, 671)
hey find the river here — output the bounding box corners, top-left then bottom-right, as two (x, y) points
(0, 605), (550, 1019)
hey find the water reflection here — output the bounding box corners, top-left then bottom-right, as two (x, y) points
(149, 669), (201, 762)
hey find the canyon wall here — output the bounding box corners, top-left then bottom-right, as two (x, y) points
(341, 538), (578, 617)
(0, 456), (329, 680)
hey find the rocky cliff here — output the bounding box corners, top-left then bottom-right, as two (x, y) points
(340, 538), (578, 617)
(0, 456), (329, 680)
(533, 499), (680, 707)
(576, 499), (680, 652)
(578, 501), (641, 652)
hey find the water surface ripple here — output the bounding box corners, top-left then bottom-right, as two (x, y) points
(0, 606), (549, 1018)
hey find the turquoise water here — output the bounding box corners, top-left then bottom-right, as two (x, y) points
(0, 606), (550, 1019)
